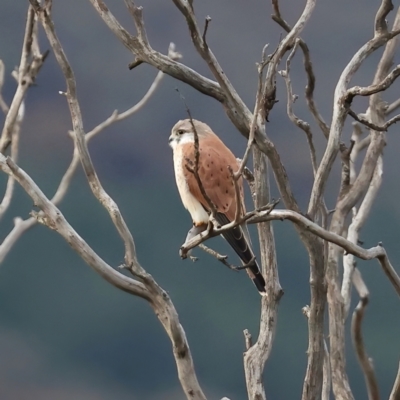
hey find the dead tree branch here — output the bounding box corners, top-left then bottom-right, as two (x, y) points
(279, 38), (318, 175)
(271, 0), (330, 138)
(243, 146), (282, 400)
(351, 269), (380, 400)
(28, 2), (208, 399)
(0, 6), (47, 153)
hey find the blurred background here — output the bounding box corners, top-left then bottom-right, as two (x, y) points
(0, 0), (400, 399)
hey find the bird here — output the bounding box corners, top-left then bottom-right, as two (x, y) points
(168, 118), (266, 295)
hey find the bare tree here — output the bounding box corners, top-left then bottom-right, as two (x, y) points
(1, 1), (400, 399)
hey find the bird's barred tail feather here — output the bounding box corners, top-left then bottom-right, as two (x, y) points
(215, 213), (266, 295)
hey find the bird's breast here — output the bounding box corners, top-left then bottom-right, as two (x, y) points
(173, 145), (208, 225)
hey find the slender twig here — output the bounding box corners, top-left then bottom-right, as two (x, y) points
(342, 157), (383, 317)
(263, 0), (317, 120)
(346, 64), (400, 101)
(0, 89), (23, 221)
(180, 200), (279, 257)
(348, 108), (400, 131)
(386, 97), (400, 114)
(228, 165), (242, 223)
(279, 38), (317, 175)
(0, 41), (169, 267)
(308, 13), (400, 219)
(271, 0), (330, 138)
(235, 44), (271, 180)
(0, 6), (47, 153)
(351, 268), (380, 400)
(198, 244), (242, 271)
(0, 60), (9, 114)
(0, 154), (150, 299)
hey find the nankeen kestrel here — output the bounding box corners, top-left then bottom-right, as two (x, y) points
(169, 119), (266, 295)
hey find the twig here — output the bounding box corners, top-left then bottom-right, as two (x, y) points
(351, 269), (380, 400)
(0, 100), (23, 220)
(198, 244), (241, 271)
(346, 64), (400, 102)
(308, 10), (400, 219)
(181, 200), (279, 255)
(0, 6), (47, 153)
(342, 157), (382, 317)
(386, 97), (400, 114)
(271, 0), (329, 138)
(235, 44), (271, 180)
(0, 60), (9, 114)
(243, 329), (252, 351)
(202, 16), (211, 46)
(0, 154), (150, 299)
(31, 0), (143, 275)
(228, 165), (242, 223)
(279, 38), (318, 175)
(246, 208), (400, 297)
(263, 0), (317, 120)
(348, 108), (400, 131)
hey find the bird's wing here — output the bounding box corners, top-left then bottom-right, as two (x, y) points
(181, 136), (244, 221)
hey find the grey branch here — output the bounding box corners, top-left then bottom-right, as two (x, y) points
(243, 146), (282, 400)
(0, 6), (47, 153)
(279, 38), (318, 175)
(247, 209), (400, 297)
(351, 269), (380, 400)
(263, 0), (317, 120)
(348, 108), (400, 131)
(271, 0), (329, 138)
(0, 154), (150, 300)
(307, 2), (400, 219)
(28, 2), (207, 399)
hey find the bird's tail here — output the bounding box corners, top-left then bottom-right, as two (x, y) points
(216, 213), (266, 295)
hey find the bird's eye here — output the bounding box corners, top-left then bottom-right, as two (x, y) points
(177, 129), (185, 135)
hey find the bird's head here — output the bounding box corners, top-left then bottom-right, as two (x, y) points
(169, 119), (212, 150)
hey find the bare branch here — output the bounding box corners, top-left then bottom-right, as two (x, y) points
(308, 13), (400, 219)
(243, 147), (282, 400)
(386, 97), (400, 114)
(0, 6), (47, 153)
(181, 200), (279, 256)
(351, 269), (380, 400)
(342, 157), (383, 317)
(0, 154), (150, 300)
(263, 0), (317, 120)
(0, 60), (9, 114)
(0, 101), (23, 220)
(271, 0), (330, 138)
(346, 64), (400, 101)
(390, 362), (400, 400)
(30, 4), (207, 399)
(348, 108), (400, 131)
(198, 244), (242, 271)
(279, 38), (318, 175)
(247, 209), (400, 297)
(32, 0), (142, 275)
